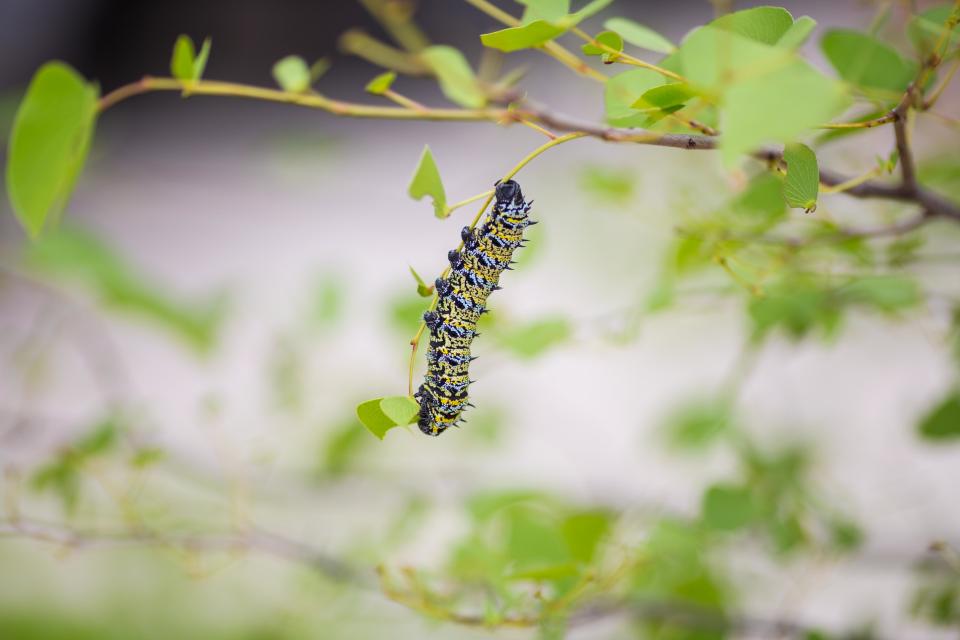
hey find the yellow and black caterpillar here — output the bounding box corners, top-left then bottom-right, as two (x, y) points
(415, 179), (534, 436)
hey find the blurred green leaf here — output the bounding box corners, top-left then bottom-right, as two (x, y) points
(581, 31), (623, 62)
(467, 489), (557, 522)
(919, 156), (960, 205)
(407, 145), (447, 218)
(676, 27), (849, 162)
(321, 416), (370, 475)
(26, 227), (225, 352)
(388, 292), (430, 335)
(748, 278), (842, 342)
(409, 266), (434, 297)
(307, 273), (345, 329)
(561, 511), (610, 563)
(563, 0), (614, 26)
(579, 166), (634, 203)
(841, 275), (920, 312)
(74, 417), (120, 457)
(603, 17), (675, 54)
(782, 142), (819, 212)
(632, 82), (698, 110)
(505, 507), (571, 576)
(702, 483), (756, 531)
(917, 391), (960, 441)
(309, 57), (332, 82)
(777, 15), (817, 49)
(908, 4), (960, 54)
(481, 21), (567, 52)
(821, 29), (916, 93)
(828, 517), (864, 551)
(604, 68), (663, 127)
(380, 395), (419, 426)
(130, 447), (165, 469)
(732, 172), (787, 230)
(365, 71), (397, 95)
(170, 35), (211, 81)
(712, 6), (795, 44)
(518, 0), (570, 23)
(420, 45), (486, 108)
(6, 62), (98, 238)
(663, 398), (734, 451)
(272, 55), (312, 93)
(356, 399), (402, 440)
(496, 316), (572, 359)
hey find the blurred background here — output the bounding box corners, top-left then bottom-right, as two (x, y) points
(1, 0), (959, 638)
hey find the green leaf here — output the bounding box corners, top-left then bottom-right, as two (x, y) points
(272, 55), (312, 93)
(310, 58), (332, 82)
(782, 142), (819, 212)
(821, 29), (917, 93)
(26, 227), (225, 352)
(356, 399), (401, 440)
(562, 0), (615, 26)
(380, 396), (419, 426)
(731, 172), (787, 230)
(321, 418), (369, 476)
(918, 391), (960, 441)
(480, 21), (567, 52)
(841, 275), (920, 312)
(702, 483), (756, 531)
(777, 16), (817, 49)
(518, 0), (570, 23)
(560, 511), (610, 563)
(578, 166), (634, 203)
(711, 6), (795, 45)
(420, 45), (486, 108)
(193, 37), (212, 80)
(407, 145), (447, 218)
(171, 35), (197, 80)
(409, 266), (434, 297)
(365, 71), (397, 95)
(604, 68), (664, 126)
(603, 17), (675, 54)
(908, 5), (960, 54)
(496, 316), (572, 359)
(581, 31), (623, 62)
(631, 82), (698, 110)
(663, 398), (733, 451)
(6, 62), (98, 238)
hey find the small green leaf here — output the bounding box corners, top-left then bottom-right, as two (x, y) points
(272, 55), (312, 93)
(518, 0), (570, 23)
(407, 145), (447, 218)
(480, 20), (567, 52)
(917, 391), (960, 441)
(581, 31), (623, 61)
(356, 399), (400, 440)
(631, 82), (697, 110)
(821, 29), (916, 93)
(782, 142), (819, 212)
(702, 484), (756, 531)
(604, 68), (663, 126)
(662, 398), (733, 451)
(777, 16), (817, 49)
(171, 35), (197, 80)
(310, 58), (332, 82)
(365, 71), (397, 95)
(420, 45), (486, 108)
(6, 62), (98, 238)
(409, 266), (434, 297)
(562, 0), (615, 26)
(841, 276), (919, 313)
(193, 37), (212, 80)
(711, 6), (795, 45)
(380, 395), (420, 426)
(603, 17), (675, 54)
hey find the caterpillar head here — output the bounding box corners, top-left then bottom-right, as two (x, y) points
(494, 179), (523, 207)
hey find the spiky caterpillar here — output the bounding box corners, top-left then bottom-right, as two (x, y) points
(415, 179), (534, 436)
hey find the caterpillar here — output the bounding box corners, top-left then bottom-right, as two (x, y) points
(415, 179), (535, 436)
